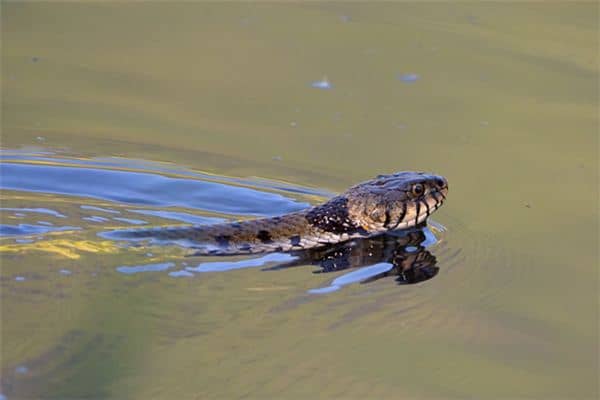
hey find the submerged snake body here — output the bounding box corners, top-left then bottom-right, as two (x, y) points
(109, 171), (448, 255)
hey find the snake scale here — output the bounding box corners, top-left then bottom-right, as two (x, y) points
(107, 171), (448, 255)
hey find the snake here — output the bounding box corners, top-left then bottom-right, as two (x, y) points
(105, 171), (448, 255)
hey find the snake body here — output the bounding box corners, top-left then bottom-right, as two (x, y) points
(107, 171), (448, 255)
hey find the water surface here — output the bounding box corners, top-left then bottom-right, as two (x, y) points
(1, 3), (597, 399)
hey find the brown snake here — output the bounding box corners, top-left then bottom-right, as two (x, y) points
(106, 171), (448, 255)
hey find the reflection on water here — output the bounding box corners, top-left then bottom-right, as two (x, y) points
(0, 208), (67, 218)
(82, 216), (110, 223)
(310, 77), (333, 90)
(111, 217), (148, 225)
(80, 205), (120, 214)
(1, 162), (309, 217)
(125, 209), (222, 225)
(186, 252), (298, 273)
(280, 228), (439, 292)
(0, 151), (326, 234)
(0, 223), (81, 236)
(116, 262), (175, 275)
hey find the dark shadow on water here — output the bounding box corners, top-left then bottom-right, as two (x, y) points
(174, 226), (440, 293)
(267, 228), (439, 292)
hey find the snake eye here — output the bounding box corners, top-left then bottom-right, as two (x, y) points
(411, 183), (424, 196)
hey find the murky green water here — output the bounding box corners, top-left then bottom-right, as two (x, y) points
(1, 3), (598, 399)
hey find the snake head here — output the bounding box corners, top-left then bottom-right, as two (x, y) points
(346, 171), (448, 232)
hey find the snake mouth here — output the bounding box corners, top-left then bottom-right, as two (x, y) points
(391, 187), (447, 231)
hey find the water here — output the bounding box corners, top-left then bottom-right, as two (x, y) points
(1, 3), (597, 399)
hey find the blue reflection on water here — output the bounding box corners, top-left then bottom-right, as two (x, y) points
(0, 224), (81, 237)
(0, 208), (66, 218)
(308, 263), (394, 294)
(310, 77), (333, 89)
(112, 217), (148, 225)
(398, 73), (420, 83)
(186, 253), (297, 273)
(80, 205), (120, 214)
(2, 151), (330, 195)
(82, 216), (110, 223)
(127, 209), (223, 225)
(1, 163), (309, 217)
(168, 269), (195, 278)
(116, 262), (175, 275)
(14, 365), (28, 374)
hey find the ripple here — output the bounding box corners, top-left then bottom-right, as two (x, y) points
(112, 217), (148, 225)
(168, 269), (195, 278)
(1, 162), (310, 217)
(0, 207), (66, 218)
(82, 216), (110, 223)
(186, 253), (297, 273)
(1, 151), (330, 197)
(398, 73), (420, 83)
(80, 205), (120, 214)
(308, 263), (395, 294)
(116, 262), (175, 275)
(14, 365), (28, 374)
(310, 77), (333, 89)
(127, 209), (223, 225)
(0, 224), (81, 237)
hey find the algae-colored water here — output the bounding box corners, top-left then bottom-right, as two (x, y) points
(1, 3), (598, 399)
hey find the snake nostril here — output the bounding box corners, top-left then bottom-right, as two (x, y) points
(434, 178), (446, 188)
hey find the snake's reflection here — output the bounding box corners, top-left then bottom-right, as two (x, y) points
(265, 227), (439, 287)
